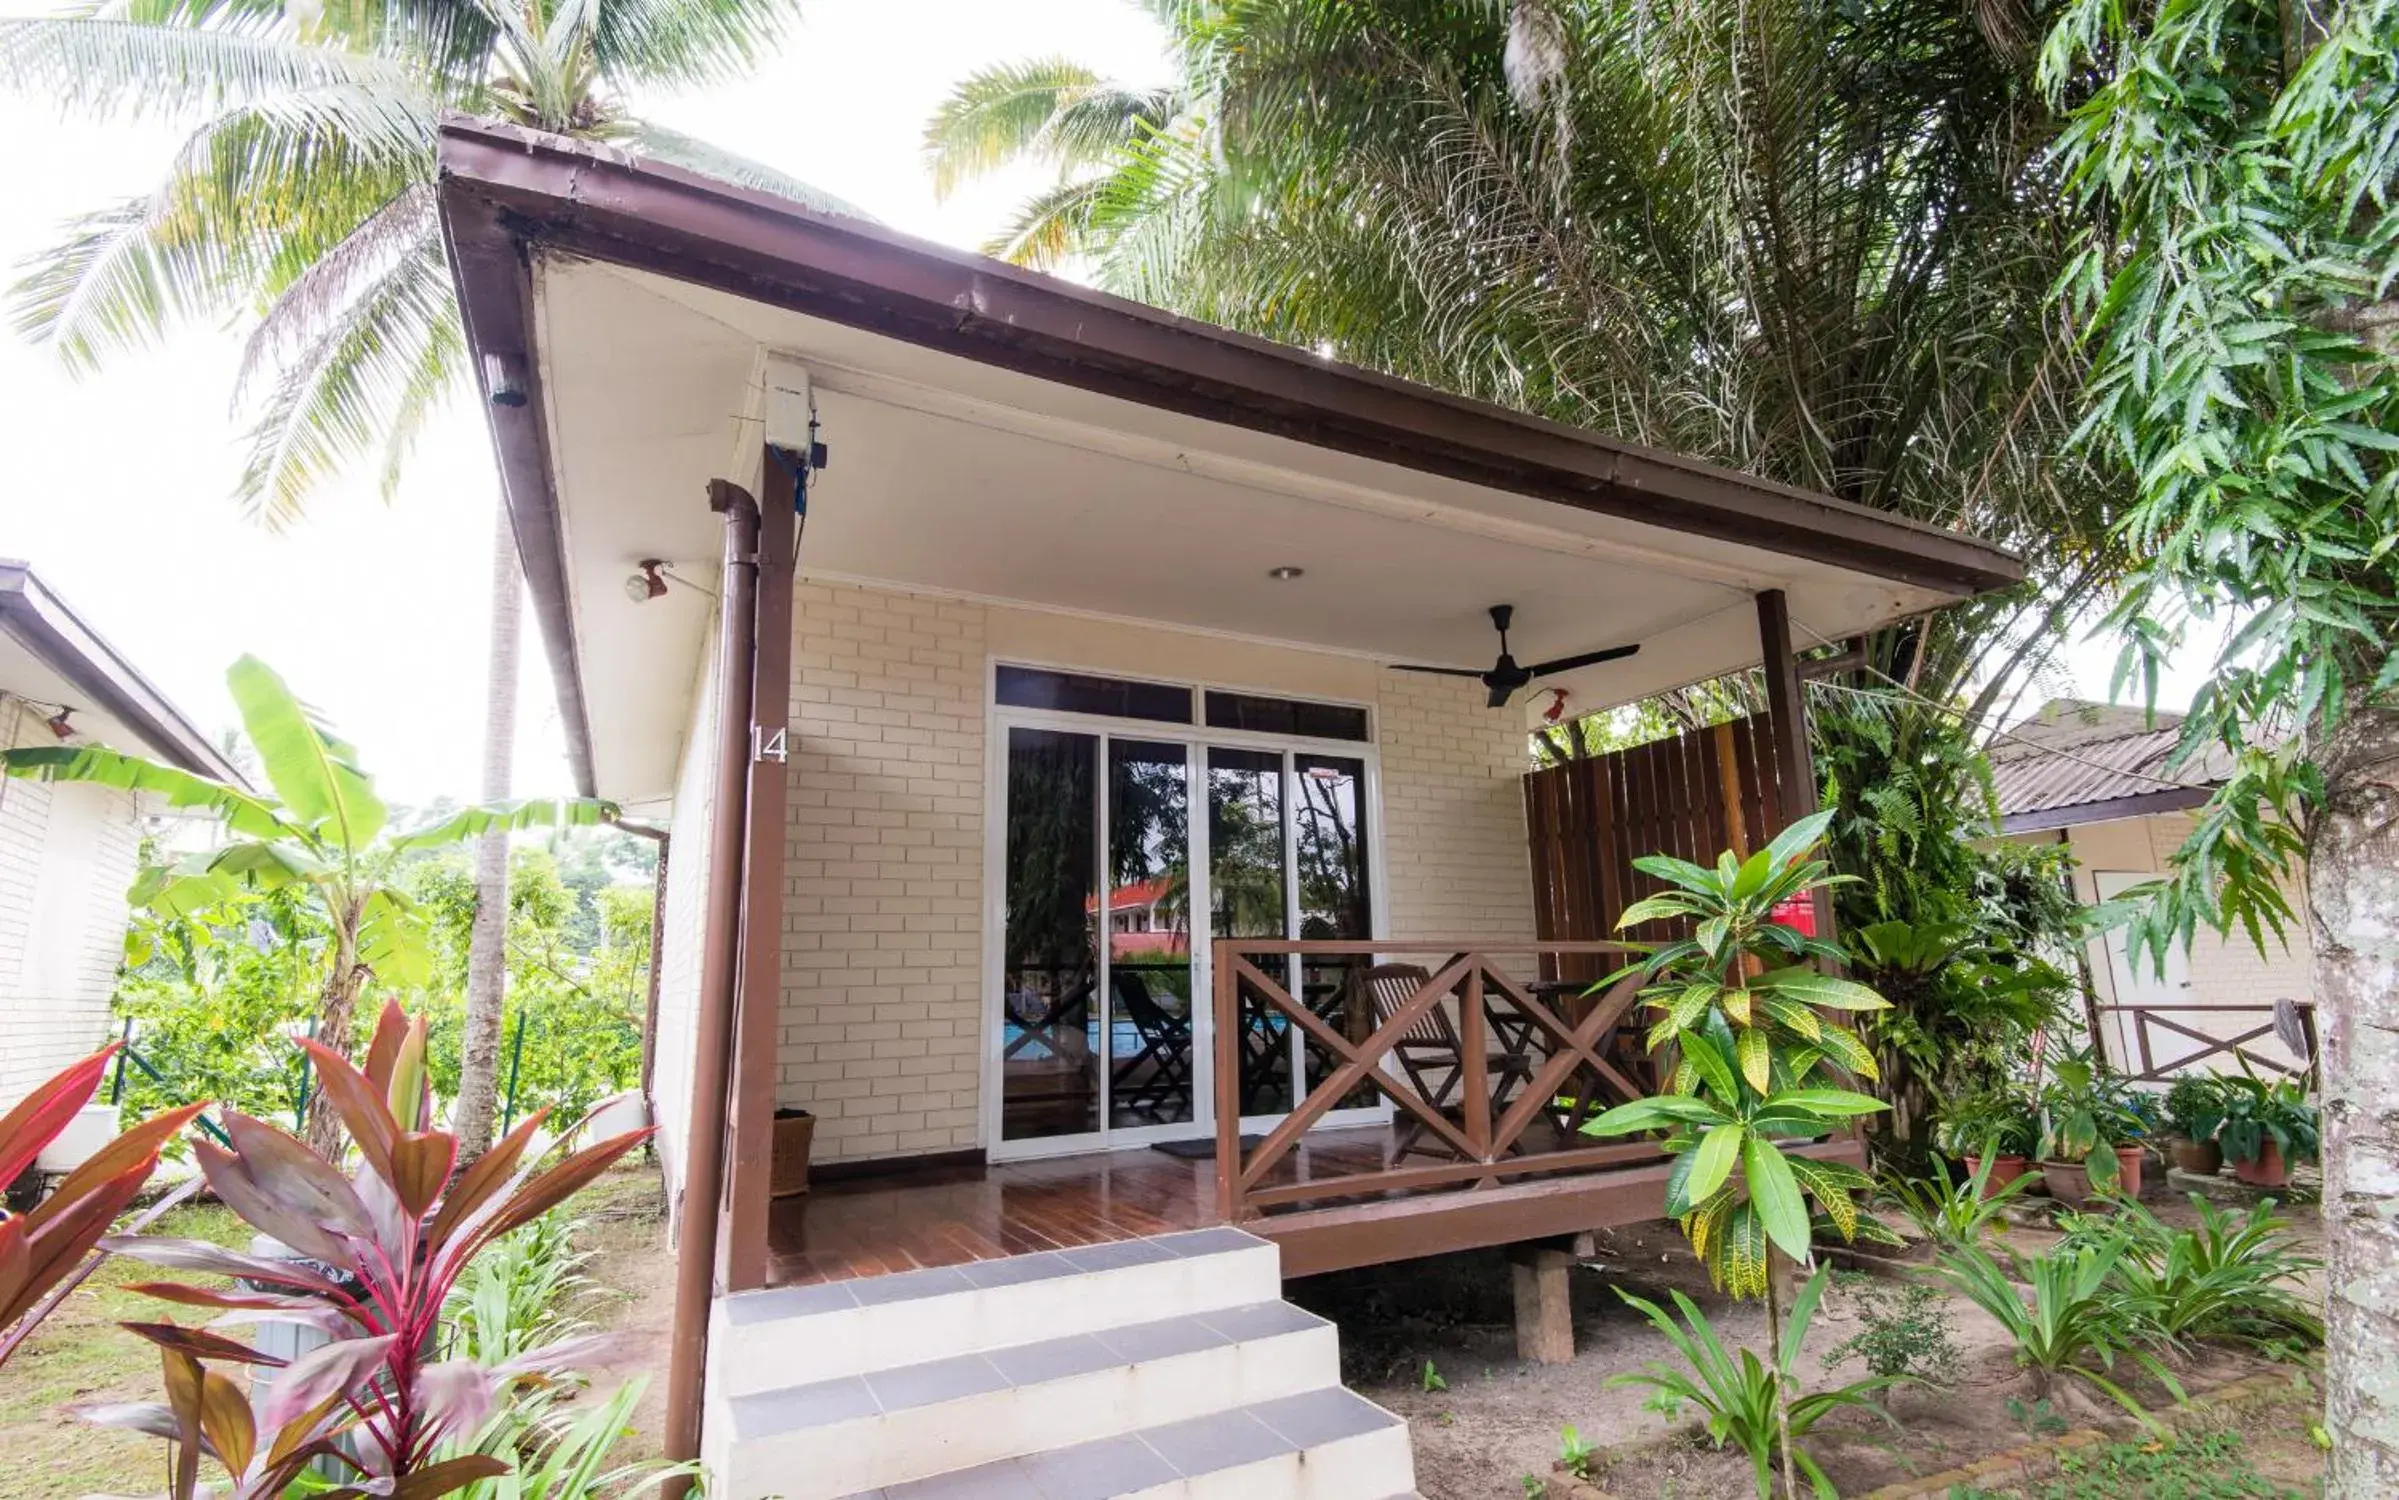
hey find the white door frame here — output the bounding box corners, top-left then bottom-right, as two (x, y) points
(979, 659), (1392, 1163)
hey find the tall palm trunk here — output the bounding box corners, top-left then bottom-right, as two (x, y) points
(2315, 699), (2399, 1494)
(453, 508), (523, 1160)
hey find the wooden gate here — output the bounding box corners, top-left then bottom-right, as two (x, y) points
(1522, 714), (1795, 980)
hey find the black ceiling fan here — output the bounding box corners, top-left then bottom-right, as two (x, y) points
(1391, 605), (1640, 708)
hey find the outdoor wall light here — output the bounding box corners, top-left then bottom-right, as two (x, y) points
(626, 560), (670, 603)
(1266, 566), (1306, 581)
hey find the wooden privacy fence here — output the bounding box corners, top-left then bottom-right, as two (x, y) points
(1523, 714), (1797, 980)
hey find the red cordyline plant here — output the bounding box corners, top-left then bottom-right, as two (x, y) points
(0, 1044), (206, 1370)
(89, 1001), (650, 1498)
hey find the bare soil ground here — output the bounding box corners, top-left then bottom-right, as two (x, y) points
(1292, 1196), (2327, 1500)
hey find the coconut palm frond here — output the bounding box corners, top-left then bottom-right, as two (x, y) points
(6, 195), (230, 372)
(620, 121), (870, 218)
(924, 55), (1165, 199)
(982, 176), (1113, 269)
(234, 236), (457, 527)
(236, 181), (439, 399)
(0, 16), (418, 118)
(586, 0), (796, 90)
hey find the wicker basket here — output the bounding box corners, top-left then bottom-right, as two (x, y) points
(770, 1109), (816, 1199)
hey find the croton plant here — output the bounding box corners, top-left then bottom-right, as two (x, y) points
(85, 1001), (649, 1498)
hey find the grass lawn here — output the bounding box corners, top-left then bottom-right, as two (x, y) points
(0, 1200), (251, 1500)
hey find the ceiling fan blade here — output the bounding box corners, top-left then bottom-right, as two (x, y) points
(1486, 682), (1515, 709)
(1523, 643), (1641, 678)
(1389, 663), (1490, 678)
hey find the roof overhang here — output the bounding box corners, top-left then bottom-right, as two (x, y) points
(436, 118), (2023, 805)
(0, 561), (243, 783)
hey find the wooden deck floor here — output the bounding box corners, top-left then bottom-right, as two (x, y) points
(763, 1128), (1392, 1287)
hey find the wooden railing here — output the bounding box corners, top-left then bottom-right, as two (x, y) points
(1209, 939), (1660, 1223)
(2097, 999), (2318, 1083)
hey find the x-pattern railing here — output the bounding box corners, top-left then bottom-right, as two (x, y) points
(2096, 1000), (2317, 1083)
(1210, 939), (1661, 1221)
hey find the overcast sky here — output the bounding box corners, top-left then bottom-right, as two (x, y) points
(0, 0), (2201, 804)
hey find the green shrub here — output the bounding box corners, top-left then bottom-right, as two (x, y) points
(1607, 1266), (1898, 1498)
(1932, 1238), (2183, 1430)
(1882, 1151), (2041, 1250)
(1828, 1276), (1964, 1386)
(2089, 1195), (2324, 1355)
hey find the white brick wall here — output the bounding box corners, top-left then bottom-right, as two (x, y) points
(0, 696), (145, 1108)
(651, 620), (723, 1208)
(775, 581), (985, 1163)
(1375, 668), (1538, 942)
(759, 587), (1539, 1166)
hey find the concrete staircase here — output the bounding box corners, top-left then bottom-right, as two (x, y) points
(703, 1226), (1416, 1500)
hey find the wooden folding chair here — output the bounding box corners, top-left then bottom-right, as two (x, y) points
(1362, 962), (1538, 1159)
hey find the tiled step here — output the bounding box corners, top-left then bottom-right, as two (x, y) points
(709, 1227), (1279, 1395)
(838, 1388), (1415, 1500)
(717, 1301), (1341, 1500)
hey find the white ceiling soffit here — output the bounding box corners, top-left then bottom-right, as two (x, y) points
(533, 258), (1947, 803)
(0, 633), (158, 760)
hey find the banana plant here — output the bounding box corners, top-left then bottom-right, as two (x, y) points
(87, 1001), (651, 1498)
(2, 656), (612, 1152)
(1583, 810), (1897, 1297)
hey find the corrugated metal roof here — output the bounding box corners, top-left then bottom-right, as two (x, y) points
(1988, 700), (2228, 828)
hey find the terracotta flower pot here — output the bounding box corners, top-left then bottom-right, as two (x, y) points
(2170, 1135), (2223, 1176)
(1967, 1154), (2029, 1197)
(2039, 1147), (2145, 1209)
(2231, 1140), (2290, 1188)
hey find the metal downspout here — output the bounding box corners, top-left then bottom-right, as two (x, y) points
(662, 481), (762, 1497)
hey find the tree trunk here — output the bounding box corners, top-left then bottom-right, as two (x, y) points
(305, 920), (367, 1157)
(452, 509), (524, 1161)
(2315, 700), (2399, 1495)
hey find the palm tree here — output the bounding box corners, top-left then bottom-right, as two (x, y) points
(927, 0), (2131, 722)
(0, 0), (851, 1155)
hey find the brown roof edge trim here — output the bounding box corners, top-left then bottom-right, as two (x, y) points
(437, 192), (600, 798)
(0, 562), (247, 785)
(1998, 784), (2216, 835)
(434, 118), (2024, 599)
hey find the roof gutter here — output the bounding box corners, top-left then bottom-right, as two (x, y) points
(0, 562), (246, 785)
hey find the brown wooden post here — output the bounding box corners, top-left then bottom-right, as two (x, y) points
(721, 452), (797, 1293)
(1711, 721), (1751, 860)
(1460, 962), (1491, 1159)
(1755, 589), (1833, 940)
(1214, 942), (1241, 1222)
(1509, 1244), (1577, 1364)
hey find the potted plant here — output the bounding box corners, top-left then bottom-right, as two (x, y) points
(2210, 1070), (2319, 1188)
(2036, 1056), (2147, 1207)
(1935, 1084), (2038, 1195)
(2160, 1073), (2226, 1175)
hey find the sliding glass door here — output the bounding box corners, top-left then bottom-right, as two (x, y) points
(993, 686), (1376, 1156)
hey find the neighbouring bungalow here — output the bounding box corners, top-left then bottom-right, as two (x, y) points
(0, 561), (242, 1115)
(1993, 699), (2313, 1083)
(438, 117), (2021, 1499)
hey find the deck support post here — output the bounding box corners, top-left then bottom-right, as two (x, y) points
(1509, 1243), (1578, 1365)
(1754, 589), (1832, 939)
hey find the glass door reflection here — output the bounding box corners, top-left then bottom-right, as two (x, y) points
(1107, 740), (1193, 1127)
(1001, 727), (1100, 1142)
(1295, 755), (1374, 1104)
(1208, 746), (1292, 1116)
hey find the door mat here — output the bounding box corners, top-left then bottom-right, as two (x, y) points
(1150, 1135), (1262, 1159)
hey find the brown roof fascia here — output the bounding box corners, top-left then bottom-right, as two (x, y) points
(1998, 784), (2217, 836)
(436, 119), (2026, 795)
(0, 562), (247, 786)
(437, 120), (2022, 585)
